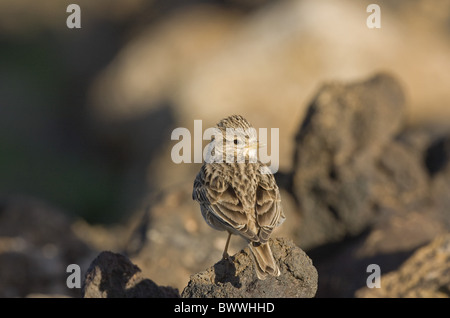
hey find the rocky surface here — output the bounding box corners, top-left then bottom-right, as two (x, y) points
(82, 251), (180, 298)
(356, 235), (450, 298)
(181, 238), (318, 298)
(81, 238), (317, 298)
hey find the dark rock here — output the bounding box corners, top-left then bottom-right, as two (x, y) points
(82, 251), (180, 298)
(181, 237), (317, 298)
(293, 73), (407, 249)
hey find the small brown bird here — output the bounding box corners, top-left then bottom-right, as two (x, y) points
(192, 115), (285, 280)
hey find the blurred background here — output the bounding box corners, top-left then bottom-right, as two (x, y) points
(0, 0), (449, 297)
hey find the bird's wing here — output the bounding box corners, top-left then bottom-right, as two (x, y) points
(255, 169), (285, 243)
(193, 165), (258, 241)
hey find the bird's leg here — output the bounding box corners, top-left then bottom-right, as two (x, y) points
(223, 232), (232, 260)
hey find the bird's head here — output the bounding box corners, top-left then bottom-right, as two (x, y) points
(207, 115), (261, 163)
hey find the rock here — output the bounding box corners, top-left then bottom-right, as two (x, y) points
(355, 234), (450, 298)
(81, 238), (317, 298)
(0, 196), (95, 297)
(312, 208), (448, 297)
(371, 139), (429, 212)
(181, 237), (318, 298)
(293, 73), (406, 250)
(307, 125), (450, 297)
(82, 251), (180, 298)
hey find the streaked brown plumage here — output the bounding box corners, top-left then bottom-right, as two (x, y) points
(192, 115), (285, 280)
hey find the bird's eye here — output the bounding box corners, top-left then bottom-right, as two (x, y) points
(234, 139), (239, 145)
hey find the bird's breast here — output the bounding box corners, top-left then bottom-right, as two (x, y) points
(227, 163), (259, 210)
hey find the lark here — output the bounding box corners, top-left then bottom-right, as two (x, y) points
(192, 115), (285, 280)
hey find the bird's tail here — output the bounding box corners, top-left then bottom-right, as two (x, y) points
(248, 241), (280, 280)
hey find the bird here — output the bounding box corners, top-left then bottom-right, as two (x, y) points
(192, 114), (285, 280)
